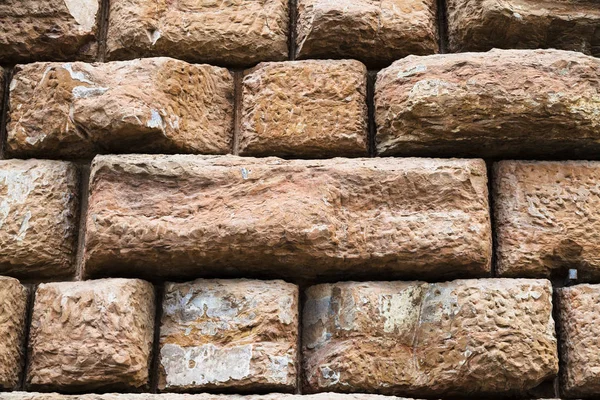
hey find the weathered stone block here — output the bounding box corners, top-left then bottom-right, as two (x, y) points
(0, 0), (99, 63)
(26, 279), (155, 392)
(83, 155), (491, 281)
(0, 393), (419, 400)
(0, 277), (28, 390)
(447, 0), (600, 56)
(303, 279), (558, 396)
(558, 284), (600, 398)
(296, 0), (438, 67)
(375, 49), (600, 158)
(0, 160), (79, 279)
(494, 161), (600, 280)
(7, 58), (233, 159)
(159, 279), (298, 392)
(106, 0), (288, 66)
(240, 60), (368, 158)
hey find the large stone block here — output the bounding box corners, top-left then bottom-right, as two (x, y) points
(83, 155), (491, 281)
(0, 0), (99, 63)
(0, 277), (28, 390)
(0, 393), (418, 400)
(447, 0), (600, 56)
(296, 0), (438, 67)
(558, 284), (600, 398)
(0, 160), (79, 279)
(303, 279), (558, 396)
(159, 279), (298, 392)
(375, 49), (600, 158)
(7, 58), (234, 159)
(26, 279), (155, 392)
(240, 60), (368, 158)
(494, 161), (600, 280)
(106, 0), (289, 66)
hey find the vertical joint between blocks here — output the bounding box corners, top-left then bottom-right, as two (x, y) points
(149, 284), (164, 394)
(97, 0), (111, 62)
(436, 0), (449, 54)
(367, 70), (378, 158)
(0, 67), (13, 160)
(75, 162), (92, 281)
(232, 70), (243, 156)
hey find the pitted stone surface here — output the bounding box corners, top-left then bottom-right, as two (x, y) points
(240, 60), (368, 158)
(375, 49), (600, 158)
(83, 155), (491, 281)
(0, 0), (99, 63)
(296, 0), (437, 67)
(159, 279), (298, 392)
(303, 279), (558, 396)
(106, 0), (288, 66)
(0, 160), (79, 279)
(7, 58), (233, 159)
(0, 277), (28, 390)
(26, 279), (155, 392)
(494, 161), (600, 281)
(558, 285), (600, 397)
(447, 0), (600, 56)
(0, 393), (419, 400)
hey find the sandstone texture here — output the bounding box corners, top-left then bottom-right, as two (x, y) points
(296, 0), (438, 67)
(0, 393), (418, 400)
(494, 161), (600, 281)
(159, 279), (298, 392)
(0, 277), (28, 390)
(106, 0), (288, 66)
(7, 58), (233, 159)
(303, 279), (558, 396)
(0, 160), (79, 279)
(83, 155), (491, 281)
(447, 0), (600, 56)
(375, 49), (600, 158)
(26, 279), (155, 392)
(0, 0), (99, 63)
(558, 284), (600, 398)
(240, 60), (368, 158)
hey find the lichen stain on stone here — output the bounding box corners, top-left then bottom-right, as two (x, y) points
(379, 286), (422, 333)
(63, 0), (99, 31)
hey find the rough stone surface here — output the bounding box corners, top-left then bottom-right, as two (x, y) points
(447, 0), (600, 56)
(159, 279), (298, 392)
(303, 279), (558, 396)
(494, 161), (600, 281)
(7, 58), (234, 159)
(83, 155), (491, 281)
(106, 0), (289, 66)
(0, 0), (99, 63)
(375, 49), (600, 158)
(0, 393), (418, 400)
(240, 60), (368, 158)
(296, 0), (438, 67)
(0, 160), (79, 279)
(0, 277), (28, 390)
(26, 279), (155, 392)
(558, 284), (600, 398)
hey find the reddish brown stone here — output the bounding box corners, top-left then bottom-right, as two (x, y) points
(0, 393), (419, 400)
(0, 277), (28, 390)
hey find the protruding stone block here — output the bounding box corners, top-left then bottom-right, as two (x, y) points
(0, 393), (419, 400)
(240, 60), (368, 158)
(0, 160), (79, 279)
(303, 279), (558, 396)
(375, 49), (600, 158)
(106, 0), (289, 66)
(7, 58), (234, 159)
(26, 279), (155, 392)
(83, 155), (491, 281)
(296, 0), (438, 67)
(159, 279), (298, 392)
(0, 277), (28, 390)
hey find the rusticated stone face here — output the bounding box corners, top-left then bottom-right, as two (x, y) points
(375, 49), (600, 158)
(7, 58), (233, 159)
(0, 160), (79, 279)
(0, 0), (99, 63)
(0, 277), (28, 390)
(26, 279), (155, 392)
(0, 393), (418, 400)
(558, 285), (600, 397)
(296, 0), (437, 67)
(159, 279), (298, 392)
(447, 0), (600, 56)
(494, 161), (600, 281)
(83, 155), (491, 281)
(106, 0), (288, 66)
(303, 279), (558, 396)
(240, 60), (368, 158)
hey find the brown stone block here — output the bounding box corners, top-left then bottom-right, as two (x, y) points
(0, 277), (28, 390)
(0, 393), (419, 400)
